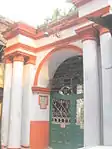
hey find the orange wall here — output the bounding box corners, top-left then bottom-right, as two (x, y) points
(30, 121), (49, 149)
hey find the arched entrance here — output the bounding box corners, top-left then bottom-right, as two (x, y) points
(32, 45), (84, 149)
(49, 56), (84, 149)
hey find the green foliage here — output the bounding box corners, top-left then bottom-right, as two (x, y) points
(47, 5), (77, 22)
(36, 5), (78, 32)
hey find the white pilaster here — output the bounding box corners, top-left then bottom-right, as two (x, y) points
(30, 87), (50, 149)
(100, 28), (112, 146)
(82, 29), (101, 147)
(21, 57), (35, 148)
(1, 59), (12, 148)
(8, 55), (24, 148)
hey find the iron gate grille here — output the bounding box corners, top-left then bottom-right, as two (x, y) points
(52, 99), (71, 124)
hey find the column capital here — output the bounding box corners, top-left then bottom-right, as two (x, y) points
(13, 55), (24, 62)
(82, 28), (97, 42)
(4, 57), (12, 64)
(25, 56), (36, 65)
(76, 25), (97, 42)
(98, 26), (110, 36)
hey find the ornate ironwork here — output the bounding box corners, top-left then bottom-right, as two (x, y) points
(50, 56), (83, 92)
(52, 98), (71, 124)
(52, 96), (84, 128)
(59, 86), (72, 95)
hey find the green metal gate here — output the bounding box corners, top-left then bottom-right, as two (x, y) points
(49, 92), (84, 149)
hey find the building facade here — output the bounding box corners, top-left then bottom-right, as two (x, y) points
(1, 0), (112, 149)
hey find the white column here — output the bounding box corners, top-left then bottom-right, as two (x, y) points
(82, 29), (101, 147)
(21, 57), (35, 148)
(1, 58), (12, 148)
(8, 55), (24, 148)
(100, 27), (112, 145)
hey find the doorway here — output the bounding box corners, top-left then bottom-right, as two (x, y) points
(49, 55), (84, 149)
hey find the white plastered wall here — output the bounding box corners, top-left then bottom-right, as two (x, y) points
(6, 26), (76, 49)
(31, 93), (50, 121)
(35, 26), (76, 47)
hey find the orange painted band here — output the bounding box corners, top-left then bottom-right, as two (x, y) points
(13, 60), (24, 62)
(76, 23), (97, 39)
(5, 58), (12, 64)
(100, 30), (110, 36)
(25, 61), (35, 65)
(82, 37), (97, 42)
(5, 51), (36, 63)
(5, 43), (36, 53)
(13, 55), (24, 62)
(5, 35), (80, 55)
(99, 27), (110, 36)
(25, 56), (36, 65)
(32, 87), (50, 93)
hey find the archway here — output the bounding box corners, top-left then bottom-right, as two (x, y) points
(32, 45), (83, 149)
(33, 45), (82, 87)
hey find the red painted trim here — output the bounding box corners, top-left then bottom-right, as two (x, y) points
(76, 23), (95, 34)
(5, 51), (36, 62)
(5, 58), (12, 63)
(82, 37), (96, 42)
(13, 55), (24, 62)
(3, 6), (110, 40)
(5, 43), (36, 53)
(5, 35), (80, 55)
(4, 44), (36, 63)
(30, 121), (49, 149)
(76, 24), (97, 41)
(88, 5), (110, 18)
(73, 0), (92, 7)
(25, 56), (36, 65)
(99, 26), (110, 35)
(32, 87), (50, 93)
(3, 22), (37, 40)
(33, 45), (82, 86)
